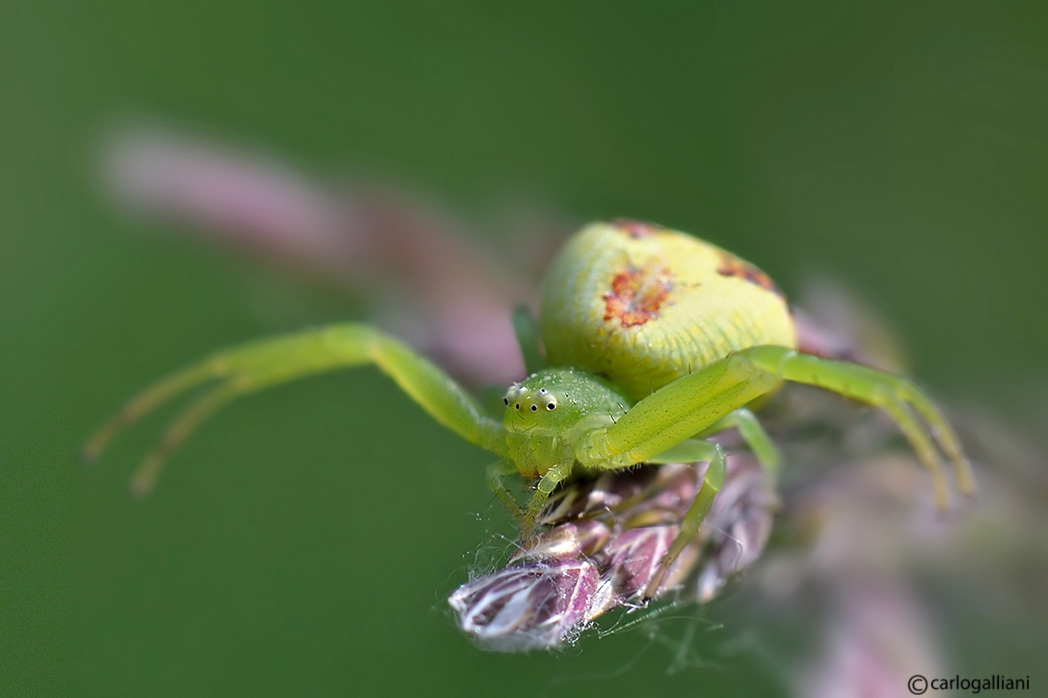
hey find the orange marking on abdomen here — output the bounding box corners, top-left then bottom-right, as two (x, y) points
(715, 252), (784, 300)
(602, 265), (673, 328)
(609, 219), (660, 239)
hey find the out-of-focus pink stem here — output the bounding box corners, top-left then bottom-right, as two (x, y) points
(799, 582), (944, 698)
(101, 124), (566, 385)
(105, 127), (353, 266)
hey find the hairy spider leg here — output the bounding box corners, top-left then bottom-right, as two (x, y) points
(84, 324), (508, 495)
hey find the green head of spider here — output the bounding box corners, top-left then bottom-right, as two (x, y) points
(500, 368), (626, 434)
(492, 367), (628, 483)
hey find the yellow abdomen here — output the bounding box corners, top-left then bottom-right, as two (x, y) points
(540, 220), (797, 402)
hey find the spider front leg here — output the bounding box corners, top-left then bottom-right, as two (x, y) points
(520, 463), (574, 538)
(582, 347), (972, 509)
(84, 324), (508, 495)
(486, 460), (524, 521)
(740, 345), (975, 507)
(484, 460), (572, 541)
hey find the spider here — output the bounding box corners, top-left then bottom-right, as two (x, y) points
(84, 219), (974, 598)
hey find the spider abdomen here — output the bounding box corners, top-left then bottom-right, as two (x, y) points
(540, 221), (797, 401)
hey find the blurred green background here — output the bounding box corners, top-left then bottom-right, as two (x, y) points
(4, 2), (1047, 696)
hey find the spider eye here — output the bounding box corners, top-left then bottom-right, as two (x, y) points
(546, 403), (556, 411)
(530, 404), (537, 412)
(515, 403), (520, 410)
(503, 398), (509, 406)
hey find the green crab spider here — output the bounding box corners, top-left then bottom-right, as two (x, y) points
(85, 220), (974, 599)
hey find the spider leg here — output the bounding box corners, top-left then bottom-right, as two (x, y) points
(82, 359), (222, 464)
(651, 408), (777, 479)
(643, 412), (775, 597)
(642, 439), (726, 599)
(741, 346), (974, 507)
(520, 463), (573, 538)
(486, 459), (524, 520)
(128, 372), (280, 496)
(578, 346), (970, 513)
(699, 407), (780, 479)
(578, 352), (781, 470)
(85, 324), (508, 493)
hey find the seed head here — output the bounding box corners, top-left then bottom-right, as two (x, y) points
(449, 457), (776, 651)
